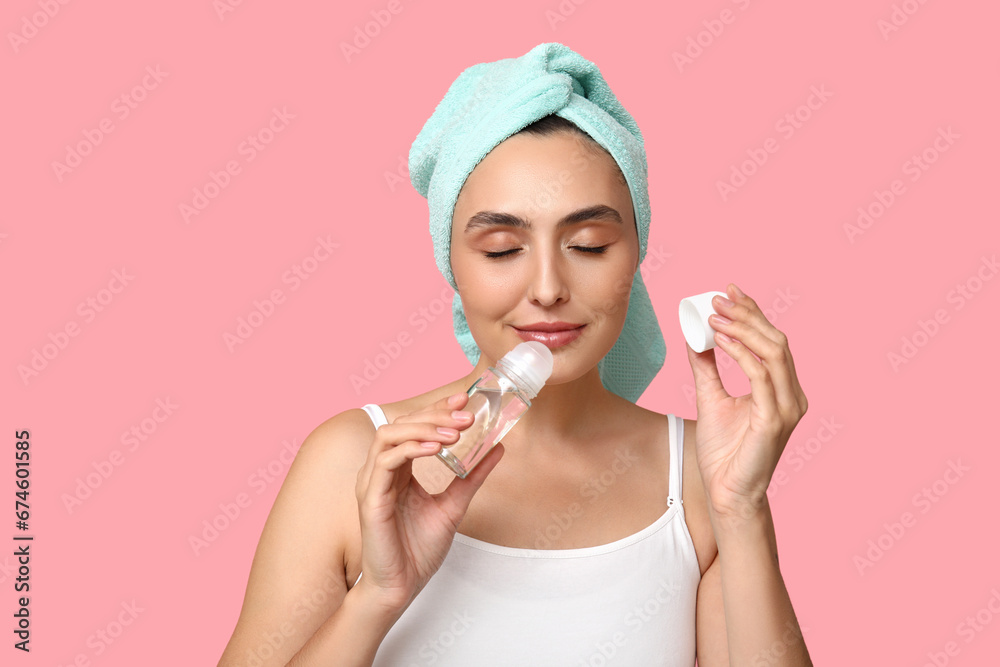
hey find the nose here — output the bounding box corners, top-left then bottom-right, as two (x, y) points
(525, 244), (570, 307)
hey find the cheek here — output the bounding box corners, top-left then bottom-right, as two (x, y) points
(575, 252), (634, 292)
(463, 263), (524, 295)
(585, 267), (635, 325)
(455, 269), (521, 316)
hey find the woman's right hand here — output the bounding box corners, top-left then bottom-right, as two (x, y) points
(353, 391), (503, 618)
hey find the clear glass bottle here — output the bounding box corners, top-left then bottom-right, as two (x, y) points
(437, 341), (554, 478)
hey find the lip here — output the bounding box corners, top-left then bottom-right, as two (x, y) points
(512, 322), (585, 348)
(515, 321), (583, 332)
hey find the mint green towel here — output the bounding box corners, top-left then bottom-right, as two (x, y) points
(408, 42), (665, 403)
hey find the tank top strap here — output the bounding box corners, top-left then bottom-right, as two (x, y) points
(667, 413), (684, 507)
(360, 403), (389, 428)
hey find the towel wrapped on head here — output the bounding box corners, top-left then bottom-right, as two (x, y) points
(408, 42), (665, 403)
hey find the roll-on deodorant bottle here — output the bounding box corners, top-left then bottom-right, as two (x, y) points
(437, 341), (554, 478)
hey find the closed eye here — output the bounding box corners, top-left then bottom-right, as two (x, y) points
(484, 245), (609, 259)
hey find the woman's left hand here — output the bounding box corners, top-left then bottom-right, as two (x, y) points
(685, 283), (809, 521)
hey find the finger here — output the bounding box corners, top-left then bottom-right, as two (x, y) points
(392, 406), (476, 433)
(714, 287), (788, 376)
(358, 421), (459, 495)
(722, 285), (805, 413)
(367, 439), (444, 499)
(685, 339), (730, 406)
(778, 336), (809, 414)
(710, 314), (797, 405)
(763, 335), (807, 420)
(356, 422), (404, 499)
(436, 442), (505, 522)
(719, 285), (785, 347)
(709, 311), (769, 366)
(729, 284), (808, 415)
(356, 423), (385, 501)
(713, 329), (779, 424)
(356, 393), (468, 500)
(390, 393), (469, 425)
(711, 289), (803, 409)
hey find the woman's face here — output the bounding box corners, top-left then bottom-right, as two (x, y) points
(450, 130), (639, 382)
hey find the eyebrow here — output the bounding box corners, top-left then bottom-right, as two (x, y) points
(464, 204), (623, 234)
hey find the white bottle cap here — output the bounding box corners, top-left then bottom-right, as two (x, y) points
(678, 291), (729, 353)
(497, 341), (554, 398)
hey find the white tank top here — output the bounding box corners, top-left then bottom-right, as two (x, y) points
(358, 403), (701, 666)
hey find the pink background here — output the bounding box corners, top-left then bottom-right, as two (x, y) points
(3, 0), (998, 664)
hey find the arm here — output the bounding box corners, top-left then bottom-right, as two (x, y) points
(698, 498), (811, 667)
(219, 393), (501, 666)
(217, 410), (392, 666)
(685, 283), (813, 666)
(283, 582), (402, 667)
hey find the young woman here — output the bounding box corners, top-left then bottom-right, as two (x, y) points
(219, 43), (812, 667)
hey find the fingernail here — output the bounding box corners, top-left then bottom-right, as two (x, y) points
(452, 410), (472, 421)
(714, 295), (735, 309)
(449, 393), (463, 407)
(421, 441), (440, 449)
(712, 314), (732, 325)
(731, 284), (745, 298)
(437, 426), (458, 436)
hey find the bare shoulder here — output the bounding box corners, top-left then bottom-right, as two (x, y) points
(287, 406), (382, 583)
(301, 406), (379, 472)
(279, 407), (379, 555)
(680, 417), (719, 576)
(217, 407), (375, 666)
